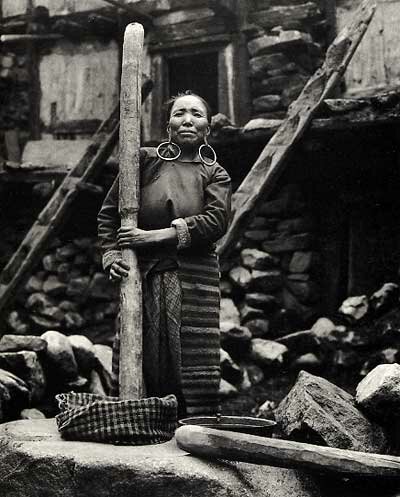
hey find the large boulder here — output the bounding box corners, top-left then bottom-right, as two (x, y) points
(68, 335), (97, 375)
(0, 418), (325, 497)
(0, 352), (46, 403)
(220, 299), (240, 325)
(0, 368), (30, 420)
(356, 363), (400, 421)
(41, 330), (79, 384)
(275, 371), (387, 453)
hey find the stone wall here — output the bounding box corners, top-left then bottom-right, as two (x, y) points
(221, 182), (321, 340)
(246, 0), (325, 118)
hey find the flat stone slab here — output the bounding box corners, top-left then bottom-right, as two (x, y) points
(0, 418), (325, 497)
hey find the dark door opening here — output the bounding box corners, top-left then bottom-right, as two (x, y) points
(167, 52), (219, 116)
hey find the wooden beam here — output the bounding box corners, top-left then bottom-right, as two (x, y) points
(176, 425), (400, 478)
(217, 0), (377, 258)
(0, 34), (63, 43)
(100, 0), (153, 27)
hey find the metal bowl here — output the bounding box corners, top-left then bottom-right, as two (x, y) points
(178, 415), (276, 437)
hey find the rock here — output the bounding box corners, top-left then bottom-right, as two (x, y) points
(42, 253), (58, 272)
(0, 368), (30, 419)
(360, 349), (400, 377)
(43, 275), (67, 297)
(220, 279), (233, 297)
(356, 363), (400, 421)
(369, 283), (399, 316)
(57, 262), (71, 283)
(245, 293), (277, 311)
(74, 254), (90, 268)
(220, 322), (252, 357)
(311, 318), (337, 348)
(243, 118), (281, 133)
(59, 300), (79, 312)
(68, 335), (97, 375)
(220, 298), (241, 325)
(253, 95), (282, 112)
(250, 270), (282, 293)
(275, 371), (387, 453)
(30, 314), (62, 331)
(240, 249), (278, 271)
(89, 370), (107, 396)
(287, 273), (310, 282)
(339, 295), (369, 321)
(248, 30), (313, 57)
(228, 266), (252, 290)
(220, 349), (242, 385)
(20, 408), (46, 420)
(258, 196), (289, 217)
(64, 312), (85, 330)
(0, 418), (327, 497)
(262, 234), (313, 253)
(219, 378), (238, 398)
(278, 218), (313, 235)
(246, 319), (270, 338)
(277, 330), (318, 355)
(286, 280), (319, 304)
(239, 304), (264, 323)
(26, 292), (54, 312)
(56, 243), (78, 261)
(41, 330), (79, 384)
(249, 216), (270, 229)
(24, 274), (44, 293)
(88, 273), (114, 300)
(289, 251), (315, 273)
(239, 369), (252, 391)
(6, 311), (29, 335)
(66, 276), (91, 302)
(243, 230), (271, 242)
(0, 335), (47, 354)
(257, 399), (277, 419)
(0, 352), (46, 403)
(250, 339), (288, 368)
(94, 344), (113, 394)
(246, 364), (265, 385)
(281, 289), (315, 321)
(291, 353), (322, 373)
(74, 237), (93, 250)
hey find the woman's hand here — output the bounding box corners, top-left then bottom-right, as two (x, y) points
(118, 226), (152, 248)
(109, 258), (130, 282)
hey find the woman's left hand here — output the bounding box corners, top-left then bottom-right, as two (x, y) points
(118, 226), (153, 248)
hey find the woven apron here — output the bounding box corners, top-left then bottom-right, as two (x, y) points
(111, 253), (221, 416)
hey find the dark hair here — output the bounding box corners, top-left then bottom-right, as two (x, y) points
(164, 90), (212, 124)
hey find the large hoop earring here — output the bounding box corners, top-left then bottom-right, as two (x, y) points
(199, 133), (217, 166)
(157, 127), (181, 161)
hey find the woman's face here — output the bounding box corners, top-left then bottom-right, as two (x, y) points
(168, 95), (209, 148)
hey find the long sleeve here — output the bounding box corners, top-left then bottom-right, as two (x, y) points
(183, 164), (231, 247)
(97, 176), (121, 270)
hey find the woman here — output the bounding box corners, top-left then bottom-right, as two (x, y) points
(97, 91), (231, 417)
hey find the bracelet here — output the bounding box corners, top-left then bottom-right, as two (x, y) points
(171, 218), (191, 250)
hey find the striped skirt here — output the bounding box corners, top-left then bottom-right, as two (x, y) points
(111, 253), (221, 417)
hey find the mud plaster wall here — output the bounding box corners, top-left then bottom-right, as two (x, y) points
(39, 39), (119, 127)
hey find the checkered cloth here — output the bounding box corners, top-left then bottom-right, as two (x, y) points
(55, 392), (178, 445)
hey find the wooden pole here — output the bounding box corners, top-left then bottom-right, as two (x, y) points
(217, 0), (376, 258)
(118, 23), (144, 400)
(176, 425), (400, 478)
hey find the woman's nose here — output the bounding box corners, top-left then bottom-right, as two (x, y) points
(182, 113), (193, 124)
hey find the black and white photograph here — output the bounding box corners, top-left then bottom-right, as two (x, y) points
(0, 0), (400, 496)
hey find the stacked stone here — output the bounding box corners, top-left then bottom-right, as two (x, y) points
(0, 330), (112, 423)
(6, 237), (118, 344)
(0, 50), (30, 130)
(222, 183), (320, 334)
(247, 0), (324, 118)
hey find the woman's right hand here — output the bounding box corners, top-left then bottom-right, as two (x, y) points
(109, 258), (130, 282)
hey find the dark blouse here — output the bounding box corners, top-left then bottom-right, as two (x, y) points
(97, 147), (231, 268)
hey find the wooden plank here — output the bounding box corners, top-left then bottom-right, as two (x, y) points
(118, 23), (144, 400)
(217, 0), (377, 258)
(176, 425), (400, 478)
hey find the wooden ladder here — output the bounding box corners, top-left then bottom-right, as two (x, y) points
(0, 81), (152, 316)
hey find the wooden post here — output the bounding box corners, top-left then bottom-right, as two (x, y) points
(118, 23), (144, 400)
